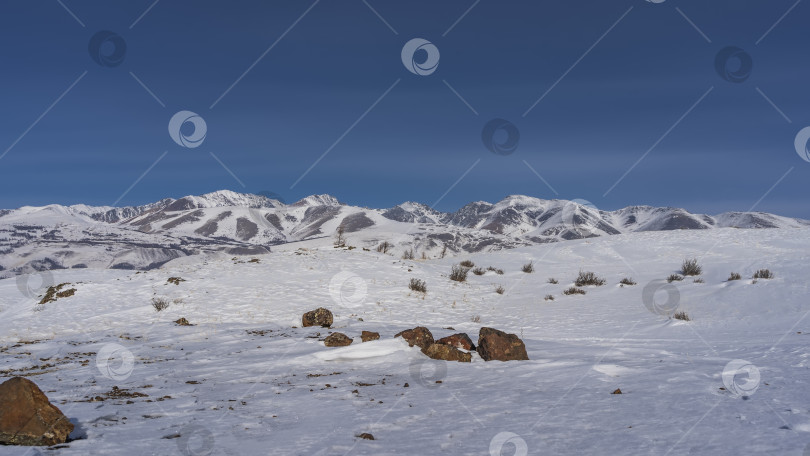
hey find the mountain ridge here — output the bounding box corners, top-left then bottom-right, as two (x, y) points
(1, 190), (807, 276)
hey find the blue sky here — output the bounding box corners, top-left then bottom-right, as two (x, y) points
(1, 0), (808, 217)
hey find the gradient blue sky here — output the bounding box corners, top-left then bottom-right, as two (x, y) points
(1, 0), (809, 217)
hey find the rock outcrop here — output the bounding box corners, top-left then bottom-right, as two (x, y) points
(476, 327), (529, 361)
(0, 377), (74, 446)
(324, 332), (353, 347)
(436, 333), (475, 351)
(302, 308), (333, 328)
(424, 343), (472, 362)
(394, 327), (434, 352)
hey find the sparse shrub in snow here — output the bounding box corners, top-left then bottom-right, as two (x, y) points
(673, 311), (691, 321)
(376, 241), (392, 254)
(472, 267), (485, 276)
(334, 224), (346, 247)
(495, 285), (505, 295)
(667, 274), (684, 283)
(728, 272), (742, 281)
(439, 243), (448, 259)
(575, 271), (605, 287)
(693, 278), (704, 284)
(409, 278), (427, 293)
(680, 258), (702, 276)
(547, 277), (558, 284)
(487, 266), (504, 275)
(544, 294), (555, 301)
(470, 315), (481, 323)
(459, 260), (475, 268)
(563, 287), (586, 295)
(521, 261), (534, 273)
(619, 277), (636, 286)
(752, 269), (774, 279)
(450, 264), (469, 282)
(151, 297), (170, 312)
(402, 248), (415, 260)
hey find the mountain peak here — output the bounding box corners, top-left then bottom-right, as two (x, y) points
(291, 194), (343, 207)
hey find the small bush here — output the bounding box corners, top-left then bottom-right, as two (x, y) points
(472, 267), (485, 276)
(471, 315), (481, 323)
(487, 266), (504, 275)
(547, 278), (558, 284)
(619, 277), (636, 286)
(409, 278), (427, 293)
(752, 269), (774, 279)
(693, 278), (704, 284)
(575, 271), (605, 287)
(521, 261), (534, 273)
(495, 285), (505, 295)
(376, 241), (392, 254)
(450, 264), (469, 282)
(680, 258), (702, 276)
(673, 311), (691, 321)
(402, 249), (414, 260)
(544, 294), (555, 301)
(334, 224), (346, 247)
(667, 274), (683, 283)
(459, 260), (475, 268)
(728, 272), (742, 281)
(563, 287), (586, 295)
(151, 297), (170, 312)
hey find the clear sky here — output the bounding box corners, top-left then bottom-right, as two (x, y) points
(1, 0), (808, 218)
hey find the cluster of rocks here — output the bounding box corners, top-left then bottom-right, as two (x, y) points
(302, 307), (529, 363)
(303, 308), (382, 347)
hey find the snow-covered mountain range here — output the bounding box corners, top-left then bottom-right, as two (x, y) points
(1, 190), (807, 275)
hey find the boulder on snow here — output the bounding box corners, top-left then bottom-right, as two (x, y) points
(174, 317), (193, 326)
(424, 343), (472, 362)
(476, 327), (529, 361)
(360, 331), (380, 342)
(436, 333), (475, 351)
(302, 307), (333, 328)
(394, 327), (434, 352)
(0, 377), (74, 446)
(324, 332), (353, 347)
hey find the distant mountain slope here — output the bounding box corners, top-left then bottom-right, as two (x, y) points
(0, 190), (807, 275)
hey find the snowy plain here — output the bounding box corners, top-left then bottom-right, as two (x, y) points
(1, 227), (809, 455)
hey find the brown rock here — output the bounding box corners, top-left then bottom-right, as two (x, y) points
(357, 432), (375, 440)
(0, 377), (74, 446)
(360, 331), (380, 342)
(424, 343), (472, 362)
(324, 332), (353, 347)
(436, 333), (475, 351)
(476, 327), (529, 361)
(394, 327), (434, 352)
(174, 317), (192, 326)
(612, 388), (622, 395)
(302, 307), (333, 328)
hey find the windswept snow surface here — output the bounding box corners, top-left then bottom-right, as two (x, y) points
(1, 228), (809, 455)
